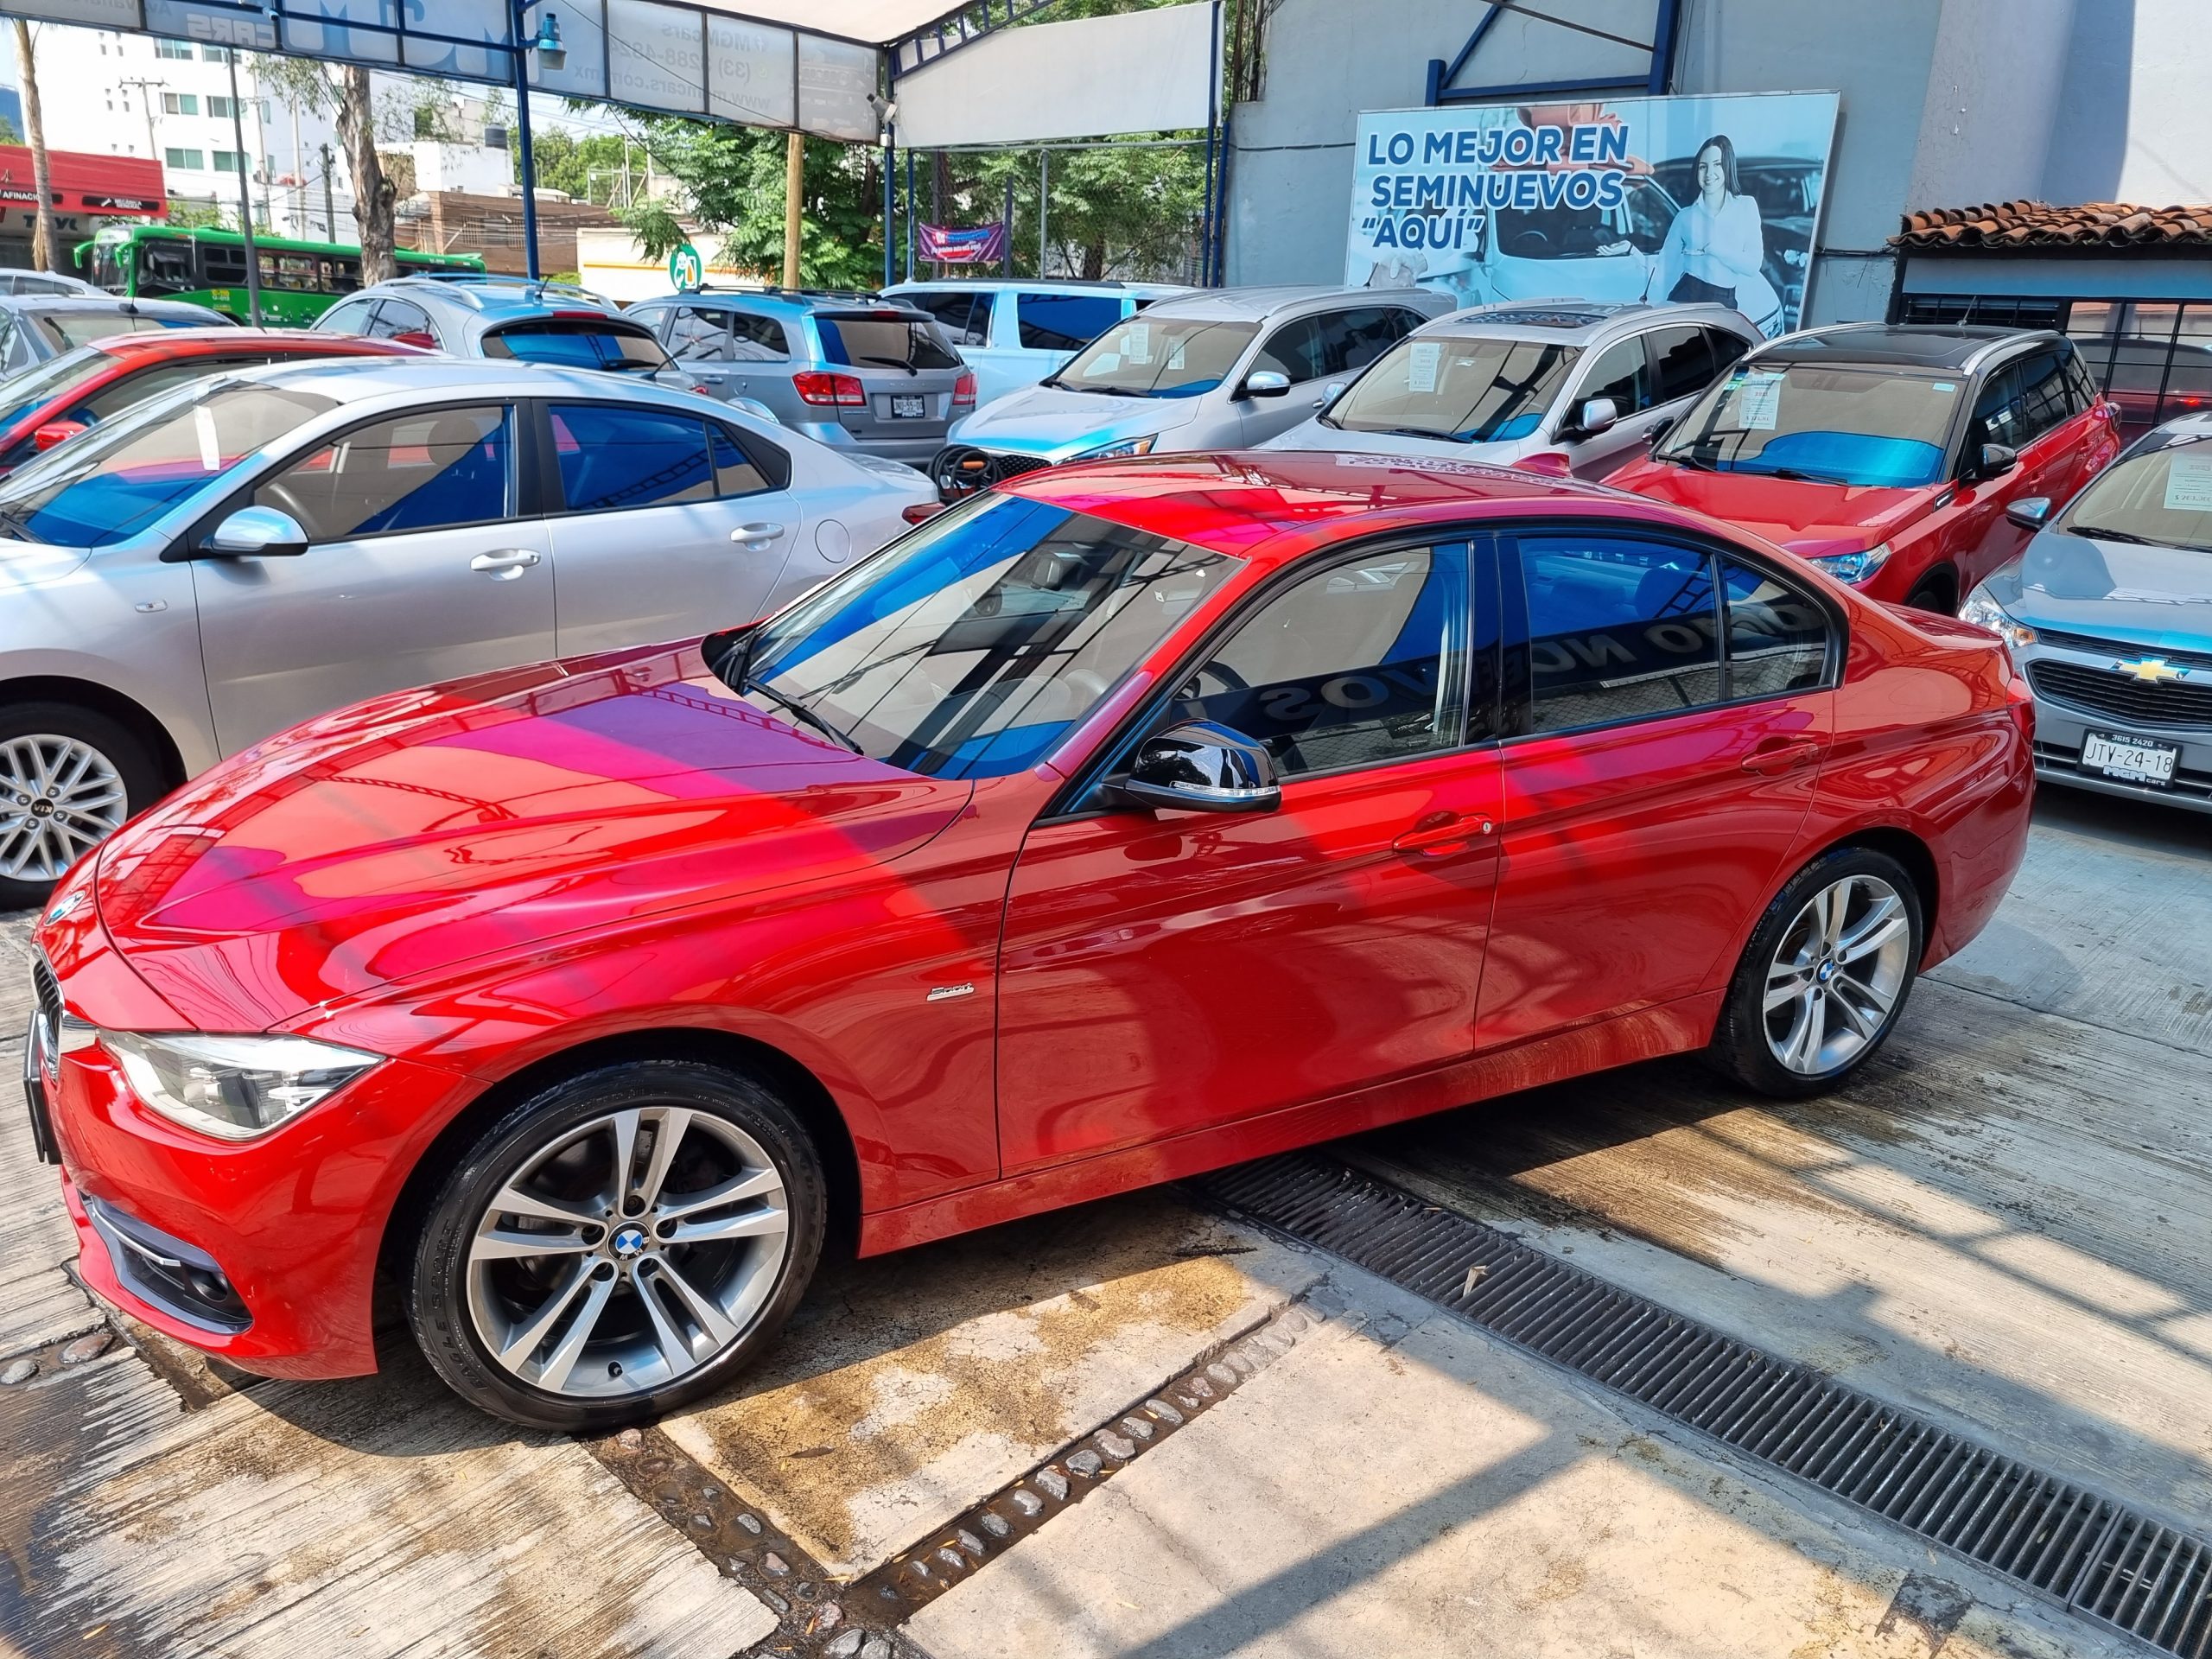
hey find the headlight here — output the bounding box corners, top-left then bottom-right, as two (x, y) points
(1075, 434), (1160, 461)
(102, 1031), (384, 1141)
(1959, 583), (2038, 649)
(1808, 543), (1892, 585)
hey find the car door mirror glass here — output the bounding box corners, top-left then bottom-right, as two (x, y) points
(1116, 721), (1282, 814)
(205, 505), (309, 558)
(1241, 370), (1292, 400)
(1974, 442), (2018, 480)
(2005, 495), (2052, 530)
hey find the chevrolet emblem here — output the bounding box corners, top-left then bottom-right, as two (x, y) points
(2118, 658), (2184, 684)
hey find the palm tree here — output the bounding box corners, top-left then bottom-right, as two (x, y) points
(11, 22), (59, 275)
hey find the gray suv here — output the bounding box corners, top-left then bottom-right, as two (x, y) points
(626, 289), (969, 467)
(314, 274), (677, 379)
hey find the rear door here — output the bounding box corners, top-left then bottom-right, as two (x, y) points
(194, 402), (554, 753)
(542, 399), (805, 654)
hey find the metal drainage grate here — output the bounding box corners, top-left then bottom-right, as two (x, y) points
(1202, 1153), (2212, 1658)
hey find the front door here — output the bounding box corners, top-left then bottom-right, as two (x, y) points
(1558, 333), (1668, 480)
(996, 538), (1503, 1172)
(542, 401), (804, 657)
(1476, 528), (1836, 1047)
(194, 403), (555, 753)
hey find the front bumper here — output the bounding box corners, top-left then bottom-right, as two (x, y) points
(2019, 641), (2212, 815)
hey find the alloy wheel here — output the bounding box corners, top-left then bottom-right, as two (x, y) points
(1762, 873), (1914, 1076)
(463, 1105), (791, 1400)
(0, 734), (128, 882)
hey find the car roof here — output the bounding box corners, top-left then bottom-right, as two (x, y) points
(94, 327), (423, 357)
(1756, 321), (2054, 371)
(652, 289), (931, 320)
(201, 355), (677, 403)
(364, 275), (626, 319)
(1140, 284), (1437, 323)
(999, 449), (1739, 569)
(0, 294), (219, 318)
(1421, 299), (1752, 344)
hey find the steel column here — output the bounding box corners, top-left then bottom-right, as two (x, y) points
(509, 0), (542, 280)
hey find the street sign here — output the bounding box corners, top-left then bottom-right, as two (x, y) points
(669, 244), (705, 289)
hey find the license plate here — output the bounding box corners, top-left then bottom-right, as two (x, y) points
(2082, 728), (2180, 785)
(890, 395), (926, 419)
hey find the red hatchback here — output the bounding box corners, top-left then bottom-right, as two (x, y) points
(0, 327), (428, 474)
(28, 454), (2034, 1428)
(1607, 323), (2120, 610)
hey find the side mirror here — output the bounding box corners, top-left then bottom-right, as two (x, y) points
(1644, 416), (1675, 448)
(1116, 720), (1281, 815)
(1567, 397), (1619, 439)
(1971, 442), (2018, 481)
(32, 420), (86, 452)
(2005, 496), (2053, 531)
(202, 504), (309, 558)
(1239, 370), (1292, 400)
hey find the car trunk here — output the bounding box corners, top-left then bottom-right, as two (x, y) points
(815, 310), (966, 444)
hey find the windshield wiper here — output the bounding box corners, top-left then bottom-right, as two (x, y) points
(1662, 448), (1719, 472)
(0, 507), (39, 542)
(853, 354), (918, 375)
(744, 675), (861, 753)
(1766, 467), (1850, 485)
(2066, 523), (2183, 549)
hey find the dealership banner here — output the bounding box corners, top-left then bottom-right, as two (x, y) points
(1345, 92), (1840, 337)
(918, 221), (1009, 266)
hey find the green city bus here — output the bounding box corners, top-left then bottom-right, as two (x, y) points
(77, 225), (485, 326)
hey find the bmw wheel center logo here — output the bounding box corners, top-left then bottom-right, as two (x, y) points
(611, 1225), (649, 1259)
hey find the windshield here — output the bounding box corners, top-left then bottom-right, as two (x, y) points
(1326, 334), (1580, 442)
(722, 493), (1242, 779)
(1656, 363), (1962, 488)
(35, 310), (206, 353)
(482, 321), (668, 372)
(0, 347), (106, 435)
(0, 380), (334, 546)
(1055, 315), (1259, 398)
(816, 313), (960, 372)
(2056, 434), (2212, 552)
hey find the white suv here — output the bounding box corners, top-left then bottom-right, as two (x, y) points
(884, 279), (1188, 408)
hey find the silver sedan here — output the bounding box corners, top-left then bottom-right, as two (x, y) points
(0, 356), (936, 904)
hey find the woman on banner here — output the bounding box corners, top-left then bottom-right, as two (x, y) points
(1656, 134), (1783, 335)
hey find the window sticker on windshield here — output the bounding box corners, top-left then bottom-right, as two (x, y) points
(2162, 451), (2212, 511)
(1124, 322), (1151, 365)
(1167, 339), (1187, 370)
(193, 404), (221, 473)
(1931, 382), (1957, 393)
(1734, 370), (1784, 430)
(1406, 340), (1442, 395)
(1090, 352), (1123, 372)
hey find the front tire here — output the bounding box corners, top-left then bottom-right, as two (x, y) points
(0, 702), (164, 910)
(408, 1060), (826, 1432)
(1707, 847), (1923, 1098)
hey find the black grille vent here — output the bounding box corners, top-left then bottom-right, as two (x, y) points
(31, 953), (60, 1038)
(2029, 660), (2212, 730)
(1205, 1154), (2212, 1658)
(2037, 630), (2212, 675)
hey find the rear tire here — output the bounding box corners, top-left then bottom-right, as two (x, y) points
(0, 701), (165, 911)
(1707, 847), (1923, 1098)
(407, 1059), (826, 1433)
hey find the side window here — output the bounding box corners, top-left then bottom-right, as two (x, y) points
(2010, 349), (2072, 442)
(1253, 316), (1324, 383)
(662, 305), (732, 362)
(1519, 534), (1721, 732)
(79, 359), (257, 422)
(1649, 325), (1719, 404)
(319, 295), (376, 335)
(1721, 559), (1830, 699)
(1574, 335), (1655, 419)
(1015, 293), (1121, 352)
(367, 298), (435, 345)
(1160, 544), (1471, 779)
(255, 405), (512, 542)
(709, 424), (770, 496)
(1706, 327), (1752, 375)
(1971, 364), (2027, 452)
(550, 403), (715, 512)
(729, 313), (790, 360)
(906, 290), (990, 347)
(2063, 346), (2100, 415)
(1310, 307), (1419, 378)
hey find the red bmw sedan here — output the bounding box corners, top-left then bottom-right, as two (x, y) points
(27, 453), (2034, 1428)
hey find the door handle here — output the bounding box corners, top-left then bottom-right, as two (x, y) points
(1740, 736), (1823, 775)
(731, 522), (785, 549)
(1393, 811), (1495, 856)
(469, 549), (541, 580)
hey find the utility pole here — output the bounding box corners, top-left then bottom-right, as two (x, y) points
(225, 52), (263, 322)
(319, 143), (336, 241)
(118, 75), (166, 169)
(783, 131), (803, 289)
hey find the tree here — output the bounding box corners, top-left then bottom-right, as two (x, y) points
(332, 66), (397, 282)
(969, 140), (1205, 281)
(10, 22), (58, 274)
(620, 119), (880, 289)
(0, 116), (18, 146)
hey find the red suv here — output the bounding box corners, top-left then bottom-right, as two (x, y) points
(1606, 323), (2120, 610)
(29, 454), (2033, 1427)
(0, 327), (428, 475)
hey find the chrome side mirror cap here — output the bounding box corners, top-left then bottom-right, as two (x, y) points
(1567, 396), (1618, 440)
(203, 505), (309, 558)
(2005, 496), (2053, 531)
(1116, 720), (1282, 814)
(1240, 370), (1292, 400)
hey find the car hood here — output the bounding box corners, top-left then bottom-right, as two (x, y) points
(1605, 457), (1936, 556)
(948, 384), (1201, 461)
(0, 541), (92, 586)
(1985, 530), (2212, 652)
(92, 642), (974, 1031)
(1262, 418), (1527, 461)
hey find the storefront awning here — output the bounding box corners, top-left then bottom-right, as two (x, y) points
(0, 147), (166, 219)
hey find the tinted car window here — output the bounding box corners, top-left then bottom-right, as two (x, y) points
(257, 405), (512, 541)
(658, 305), (730, 362)
(1649, 326), (1730, 404)
(1971, 364), (2029, 451)
(1254, 316), (1325, 383)
(36, 311), (207, 353)
(1575, 335), (1654, 418)
(816, 312), (959, 372)
(1722, 559), (1829, 699)
(484, 321), (667, 372)
(550, 403), (714, 512)
(0, 348), (110, 433)
(80, 358), (255, 422)
(317, 295), (378, 335)
(2008, 350), (2073, 444)
(730, 313), (789, 360)
(1016, 293), (1121, 352)
(1326, 335), (1579, 443)
(710, 424), (770, 497)
(1520, 534), (1722, 732)
(366, 298), (435, 343)
(1166, 545), (1470, 778)
(906, 289), (993, 346)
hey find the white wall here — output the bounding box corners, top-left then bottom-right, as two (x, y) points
(1904, 0), (2076, 211)
(2043, 0), (2212, 204)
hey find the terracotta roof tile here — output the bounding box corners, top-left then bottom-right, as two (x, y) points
(1893, 200), (2212, 249)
